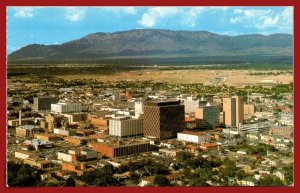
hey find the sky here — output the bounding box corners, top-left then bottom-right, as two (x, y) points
(7, 6), (293, 54)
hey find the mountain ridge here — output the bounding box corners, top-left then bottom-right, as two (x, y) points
(8, 29), (293, 64)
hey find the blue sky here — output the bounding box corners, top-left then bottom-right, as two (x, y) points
(7, 6), (293, 54)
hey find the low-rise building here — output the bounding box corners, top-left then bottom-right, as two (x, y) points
(58, 149), (97, 162)
(236, 178), (255, 186)
(61, 162), (94, 176)
(269, 126), (293, 138)
(23, 139), (54, 150)
(15, 151), (33, 160)
(54, 128), (76, 136)
(63, 113), (88, 124)
(64, 136), (87, 145)
(41, 114), (69, 132)
(76, 129), (95, 136)
(7, 118), (35, 127)
(34, 133), (62, 141)
(16, 125), (40, 138)
(90, 116), (109, 130)
(159, 149), (182, 157)
(89, 141), (151, 158)
(199, 142), (219, 151)
(177, 131), (210, 143)
(23, 158), (52, 169)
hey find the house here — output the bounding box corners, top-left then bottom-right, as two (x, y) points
(237, 177), (255, 186)
(199, 142), (219, 151)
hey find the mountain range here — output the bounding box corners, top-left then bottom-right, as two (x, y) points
(8, 29), (293, 64)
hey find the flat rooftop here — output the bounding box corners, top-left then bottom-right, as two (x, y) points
(145, 100), (181, 107)
(179, 131), (206, 137)
(18, 125), (38, 130)
(90, 140), (149, 148)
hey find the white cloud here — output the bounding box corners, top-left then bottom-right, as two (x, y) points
(230, 7), (293, 33)
(138, 7), (229, 28)
(138, 7), (180, 27)
(230, 9), (279, 29)
(65, 7), (86, 22)
(280, 7), (293, 32)
(13, 7), (36, 18)
(256, 15), (279, 29)
(181, 7), (205, 27)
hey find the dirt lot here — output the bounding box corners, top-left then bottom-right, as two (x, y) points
(57, 69), (293, 87)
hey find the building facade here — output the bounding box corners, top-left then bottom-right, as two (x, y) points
(51, 103), (82, 114)
(109, 118), (143, 137)
(223, 96), (244, 127)
(183, 97), (205, 113)
(90, 141), (151, 158)
(135, 100), (144, 116)
(63, 113), (88, 124)
(177, 131), (210, 143)
(269, 126), (293, 138)
(58, 149), (97, 162)
(16, 125), (40, 138)
(33, 96), (58, 111)
(195, 105), (220, 129)
(143, 101), (185, 140)
(53, 128), (76, 136)
(244, 104), (255, 119)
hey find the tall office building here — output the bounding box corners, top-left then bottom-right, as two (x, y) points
(33, 96), (57, 111)
(183, 97), (207, 113)
(109, 118), (143, 137)
(223, 96), (244, 127)
(143, 101), (185, 140)
(195, 104), (220, 129)
(135, 100), (144, 117)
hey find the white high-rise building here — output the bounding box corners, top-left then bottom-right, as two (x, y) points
(51, 103), (82, 114)
(183, 97), (206, 113)
(135, 100), (144, 117)
(109, 118), (143, 137)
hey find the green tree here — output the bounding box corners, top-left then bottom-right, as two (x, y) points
(79, 164), (121, 186)
(65, 177), (76, 187)
(258, 175), (284, 186)
(129, 171), (140, 184)
(282, 164), (293, 185)
(153, 175), (171, 186)
(7, 161), (42, 187)
(176, 151), (193, 163)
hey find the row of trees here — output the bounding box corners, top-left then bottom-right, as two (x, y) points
(7, 161), (43, 187)
(7, 161), (78, 187)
